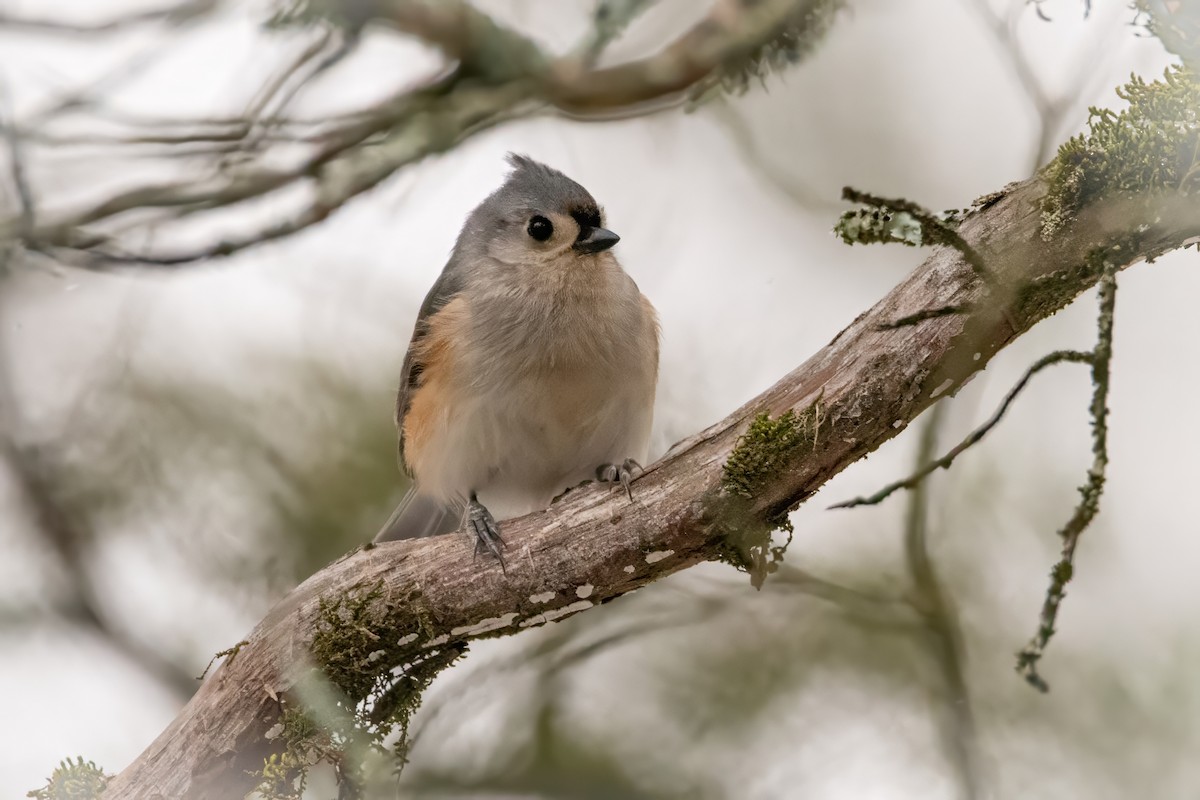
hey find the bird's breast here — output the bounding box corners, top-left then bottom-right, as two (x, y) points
(410, 269), (658, 513)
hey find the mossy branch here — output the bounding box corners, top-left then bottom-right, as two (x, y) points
(722, 400), (824, 502)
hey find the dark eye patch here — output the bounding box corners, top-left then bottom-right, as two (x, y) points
(570, 205), (603, 231)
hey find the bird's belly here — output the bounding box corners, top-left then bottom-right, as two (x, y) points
(418, 365), (653, 519)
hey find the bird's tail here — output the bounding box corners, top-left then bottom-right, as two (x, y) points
(373, 486), (461, 543)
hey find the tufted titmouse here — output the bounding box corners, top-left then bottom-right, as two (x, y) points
(374, 154), (660, 558)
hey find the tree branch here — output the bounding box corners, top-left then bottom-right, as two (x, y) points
(100, 165), (1200, 797)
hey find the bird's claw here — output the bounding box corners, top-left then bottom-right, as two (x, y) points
(596, 458), (643, 502)
(468, 494), (505, 566)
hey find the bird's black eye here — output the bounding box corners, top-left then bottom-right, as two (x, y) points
(527, 215), (553, 242)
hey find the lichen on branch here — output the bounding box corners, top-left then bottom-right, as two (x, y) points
(835, 188), (996, 285)
(835, 205), (924, 248)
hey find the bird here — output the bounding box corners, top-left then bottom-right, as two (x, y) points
(374, 153), (660, 560)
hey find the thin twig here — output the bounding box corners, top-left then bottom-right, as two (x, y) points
(0, 75), (455, 250)
(237, 28), (340, 149)
(1016, 260), (1117, 692)
(5, 127), (320, 149)
(71, 77), (527, 266)
(832, 349), (1095, 509)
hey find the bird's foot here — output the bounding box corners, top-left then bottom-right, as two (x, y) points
(596, 459), (643, 502)
(468, 493), (505, 565)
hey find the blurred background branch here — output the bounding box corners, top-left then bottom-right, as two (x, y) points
(0, 0), (842, 267)
(902, 405), (980, 799)
(0, 271), (197, 701)
(971, 0), (1116, 169)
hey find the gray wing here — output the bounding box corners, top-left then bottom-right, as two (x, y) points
(374, 485), (462, 543)
(395, 259), (467, 475)
(381, 258), (469, 544)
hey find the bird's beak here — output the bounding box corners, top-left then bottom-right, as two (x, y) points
(573, 226), (620, 254)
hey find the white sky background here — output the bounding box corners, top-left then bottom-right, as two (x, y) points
(2, 0), (1197, 797)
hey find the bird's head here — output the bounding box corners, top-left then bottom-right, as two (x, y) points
(457, 153), (620, 268)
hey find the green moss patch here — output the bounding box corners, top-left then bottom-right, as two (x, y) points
(723, 400), (824, 501)
(1041, 65), (1200, 239)
(27, 758), (109, 800)
(253, 582), (466, 798)
(717, 399), (824, 586)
